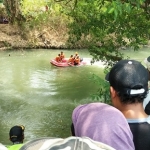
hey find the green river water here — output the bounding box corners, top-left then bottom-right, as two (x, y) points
(0, 48), (149, 145)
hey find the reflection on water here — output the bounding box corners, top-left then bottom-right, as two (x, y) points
(0, 48), (149, 145)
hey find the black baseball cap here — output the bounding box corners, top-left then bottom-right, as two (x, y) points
(105, 60), (149, 96)
(9, 125), (25, 141)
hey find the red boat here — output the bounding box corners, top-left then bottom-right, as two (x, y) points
(50, 58), (86, 67)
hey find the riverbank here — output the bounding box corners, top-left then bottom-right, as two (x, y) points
(0, 24), (68, 50)
(1, 24), (150, 51)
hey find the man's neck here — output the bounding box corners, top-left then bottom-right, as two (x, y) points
(119, 103), (148, 119)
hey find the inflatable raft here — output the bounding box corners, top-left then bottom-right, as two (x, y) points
(50, 58), (86, 67)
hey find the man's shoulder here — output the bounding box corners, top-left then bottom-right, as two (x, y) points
(7, 144), (23, 150)
(127, 116), (150, 124)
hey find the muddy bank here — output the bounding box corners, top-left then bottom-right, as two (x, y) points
(0, 24), (68, 50)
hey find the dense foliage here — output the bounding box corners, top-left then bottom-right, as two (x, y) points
(2, 0), (150, 63)
(57, 0), (150, 101)
(3, 0), (25, 24)
(60, 0), (150, 66)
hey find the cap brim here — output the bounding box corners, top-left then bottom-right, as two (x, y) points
(105, 73), (110, 81)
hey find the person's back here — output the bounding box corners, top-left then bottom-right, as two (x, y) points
(55, 54), (61, 62)
(8, 144), (23, 150)
(71, 102), (135, 150)
(8, 125), (25, 150)
(73, 52), (79, 59)
(68, 55), (74, 64)
(74, 56), (80, 65)
(128, 118), (150, 150)
(60, 51), (65, 61)
(105, 59), (150, 150)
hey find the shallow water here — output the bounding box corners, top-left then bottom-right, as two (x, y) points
(0, 49), (105, 145)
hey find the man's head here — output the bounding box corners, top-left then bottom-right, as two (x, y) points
(9, 125), (25, 144)
(106, 60), (149, 105)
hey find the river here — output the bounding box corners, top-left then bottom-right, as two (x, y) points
(0, 48), (149, 145)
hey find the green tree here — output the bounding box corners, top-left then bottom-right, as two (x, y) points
(3, 0), (25, 24)
(60, 0), (150, 65)
(56, 0), (150, 102)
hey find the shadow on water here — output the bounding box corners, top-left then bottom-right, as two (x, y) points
(0, 48), (149, 145)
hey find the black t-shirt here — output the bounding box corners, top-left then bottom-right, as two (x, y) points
(128, 118), (150, 150)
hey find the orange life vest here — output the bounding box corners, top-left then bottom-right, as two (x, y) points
(55, 56), (60, 62)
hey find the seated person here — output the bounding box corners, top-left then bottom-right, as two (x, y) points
(105, 59), (150, 150)
(68, 55), (74, 64)
(19, 136), (115, 150)
(55, 54), (61, 62)
(74, 56), (80, 65)
(71, 103), (134, 150)
(60, 51), (65, 61)
(73, 52), (79, 59)
(8, 125), (25, 150)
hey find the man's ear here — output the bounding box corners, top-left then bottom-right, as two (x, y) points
(110, 86), (120, 107)
(110, 86), (117, 98)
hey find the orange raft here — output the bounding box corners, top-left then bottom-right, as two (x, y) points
(50, 58), (86, 67)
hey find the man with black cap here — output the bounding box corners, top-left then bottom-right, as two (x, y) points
(8, 125), (25, 150)
(105, 59), (150, 150)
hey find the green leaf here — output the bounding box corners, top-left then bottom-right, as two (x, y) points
(108, 8), (114, 14)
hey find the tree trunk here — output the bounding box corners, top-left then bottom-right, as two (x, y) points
(3, 0), (25, 24)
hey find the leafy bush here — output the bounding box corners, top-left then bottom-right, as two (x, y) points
(89, 73), (111, 104)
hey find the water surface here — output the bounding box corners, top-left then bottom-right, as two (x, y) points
(0, 48), (149, 145)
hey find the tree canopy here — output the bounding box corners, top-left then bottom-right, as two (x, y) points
(60, 0), (150, 65)
(2, 0), (150, 65)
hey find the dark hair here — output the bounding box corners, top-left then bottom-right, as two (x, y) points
(117, 89), (148, 104)
(10, 136), (23, 143)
